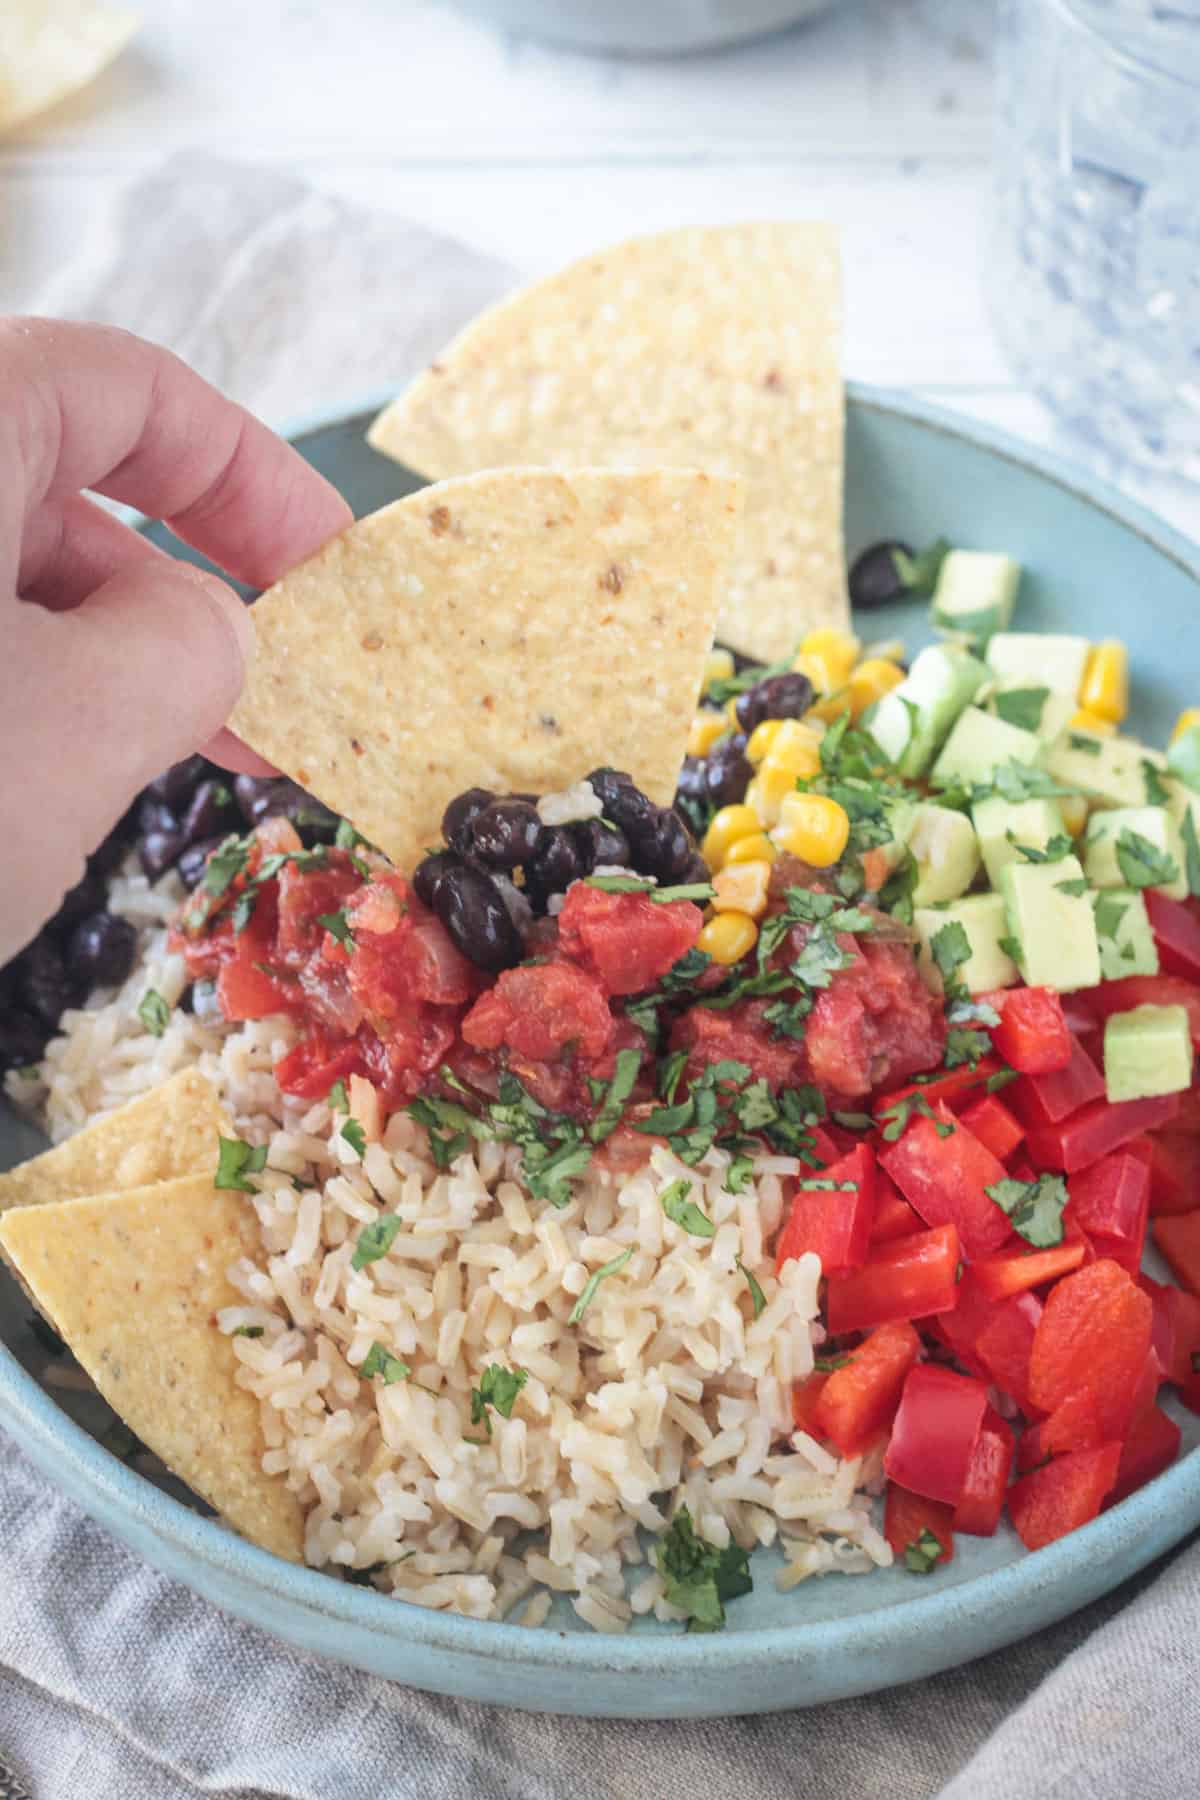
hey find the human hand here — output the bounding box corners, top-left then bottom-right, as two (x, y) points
(0, 318), (353, 963)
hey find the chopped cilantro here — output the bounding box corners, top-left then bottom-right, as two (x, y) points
(978, 763), (1077, 805)
(1007, 832), (1072, 864)
(998, 934), (1024, 963)
(704, 655), (792, 709)
(469, 1363), (527, 1433)
(1092, 892), (1131, 941)
(726, 1153), (757, 1195)
(137, 988), (170, 1037)
(653, 882), (716, 905)
(340, 1118), (367, 1158)
(944, 1026), (990, 1070)
(656, 1506), (753, 1632)
(1055, 877), (1089, 898)
(985, 1068), (1019, 1094)
(992, 687), (1049, 732)
(1068, 733), (1103, 754)
(1115, 830), (1180, 891)
(878, 850), (919, 925)
(833, 1111), (874, 1131)
(318, 908), (355, 949)
(231, 889), (257, 933)
(350, 1212), (403, 1270)
(1143, 760), (1170, 806)
(876, 1092), (955, 1143)
(328, 1078), (349, 1112)
(904, 1527), (947, 1574)
(892, 536), (950, 597)
(659, 1048), (689, 1105)
(202, 834), (250, 898)
(1180, 809), (1200, 900)
(797, 1177), (858, 1193)
(359, 1342), (411, 1385)
(585, 873), (654, 894)
(985, 1172), (1069, 1247)
(569, 1246), (634, 1324)
(813, 1354), (852, 1372)
(214, 1135), (268, 1192)
(663, 947), (713, 990)
(231, 1324), (264, 1339)
(660, 1178), (716, 1237)
(736, 1258), (766, 1318)
(588, 1047), (643, 1144)
(929, 920), (972, 987)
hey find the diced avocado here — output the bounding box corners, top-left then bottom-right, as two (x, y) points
(914, 894), (1019, 995)
(986, 681), (1075, 743)
(1092, 889), (1161, 980)
(1044, 731), (1169, 810)
(1000, 854), (1101, 992)
(1167, 722), (1200, 794)
(930, 550), (1020, 647)
(863, 645), (988, 779)
(1103, 1004), (1194, 1103)
(908, 803), (981, 905)
(972, 794), (1067, 889)
(1082, 806), (1187, 901)
(986, 632), (1090, 697)
(930, 707), (1043, 790)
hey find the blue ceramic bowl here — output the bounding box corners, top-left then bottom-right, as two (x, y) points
(3, 386), (1200, 1718)
(445, 0), (843, 56)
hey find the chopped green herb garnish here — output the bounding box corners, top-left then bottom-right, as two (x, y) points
(1092, 892), (1131, 941)
(214, 1135), (268, 1192)
(1055, 877), (1089, 898)
(998, 934), (1024, 963)
(656, 1505), (753, 1632)
(350, 1212), (403, 1270)
(892, 536), (950, 597)
(341, 1117), (367, 1158)
(468, 1363), (527, 1434)
(736, 1258), (766, 1318)
(653, 882), (716, 905)
(232, 1324), (265, 1339)
(813, 1354), (852, 1373)
(359, 1341), (411, 1385)
(1068, 732), (1103, 754)
(328, 1078), (349, 1112)
(1115, 829), (1180, 891)
(585, 873), (653, 894)
(797, 1177), (858, 1193)
(588, 1047), (642, 1144)
(569, 1246), (633, 1324)
(1143, 760), (1171, 806)
(202, 834), (251, 898)
(704, 655), (792, 709)
(985, 1172), (1069, 1247)
(904, 1527), (947, 1574)
(876, 1091), (955, 1143)
(1180, 810), (1200, 900)
(993, 687), (1049, 732)
(1007, 831), (1072, 864)
(659, 1178), (716, 1238)
(231, 888), (257, 933)
(944, 1026), (990, 1070)
(726, 1153), (758, 1195)
(318, 908), (356, 949)
(929, 920), (972, 987)
(137, 988), (170, 1037)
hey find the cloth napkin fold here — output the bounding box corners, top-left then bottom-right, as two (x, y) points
(3, 153), (1199, 1800)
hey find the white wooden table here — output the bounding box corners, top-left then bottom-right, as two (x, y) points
(2, 0), (1197, 537)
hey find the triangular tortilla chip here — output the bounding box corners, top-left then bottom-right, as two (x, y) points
(367, 224), (845, 663)
(229, 466), (742, 871)
(0, 1174), (304, 1562)
(2, 2), (139, 135)
(0, 1069), (225, 1215)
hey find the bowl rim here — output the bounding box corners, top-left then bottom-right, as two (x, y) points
(4, 379), (1200, 1678)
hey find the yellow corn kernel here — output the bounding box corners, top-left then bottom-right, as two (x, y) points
(807, 688), (853, 725)
(765, 723), (823, 780)
(1172, 708), (1200, 744)
(792, 649), (829, 692)
(848, 657), (906, 720)
(776, 795), (851, 868)
(746, 718), (785, 764)
(701, 803), (761, 871)
(1079, 640), (1129, 724)
(800, 627), (860, 690)
(1059, 794), (1089, 837)
(687, 711), (727, 757)
(711, 859), (772, 919)
(703, 647), (735, 690)
(697, 910), (759, 965)
(746, 761), (802, 828)
(725, 696), (744, 732)
(725, 831), (777, 865)
(1069, 707), (1117, 739)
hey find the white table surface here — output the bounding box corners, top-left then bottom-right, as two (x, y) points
(2, 0), (1198, 539)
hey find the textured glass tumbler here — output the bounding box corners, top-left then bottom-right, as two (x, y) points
(991, 0), (1200, 482)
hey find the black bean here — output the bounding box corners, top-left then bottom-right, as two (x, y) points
(466, 799), (544, 870)
(848, 539), (913, 610)
(87, 811), (137, 879)
(138, 827), (185, 881)
(674, 756), (709, 804)
(266, 782), (341, 846)
(523, 827), (588, 913)
(586, 770), (657, 840)
(433, 862), (524, 973)
(735, 672), (814, 734)
(180, 777), (241, 848)
(576, 817), (629, 868)
(144, 754), (210, 812)
(704, 739), (754, 809)
(18, 933), (85, 1025)
(628, 807), (693, 883)
(233, 774), (287, 826)
(65, 912), (137, 988)
(176, 835), (225, 890)
(584, 768), (636, 816)
(442, 788), (496, 855)
(413, 850), (461, 911)
(0, 1009), (51, 1073)
(55, 869), (108, 930)
(138, 795), (179, 838)
(677, 851), (712, 887)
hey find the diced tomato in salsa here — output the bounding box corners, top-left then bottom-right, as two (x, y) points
(556, 885), (703, 996)
(462, 959), (616, 1062)
(803, 935), (946, 1101)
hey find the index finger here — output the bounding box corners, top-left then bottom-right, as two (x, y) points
(1, 317), (354, 590)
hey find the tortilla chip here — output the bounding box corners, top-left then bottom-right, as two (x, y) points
(0, 1174), (304, 1562)
(0, 1069), (225, 1215)
(367, 224), (845, 662)
(2, 2), (139, 135)
(229, 466), (742, 872)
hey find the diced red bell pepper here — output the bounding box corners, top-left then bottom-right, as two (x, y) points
(982, 986), (1072, 1075)
(1108, 1404), (1182, 1508)
(1007, 1444), (1122, 1549)
(1137, 1275), (1180, 1386)
(791, 1372), (831, 1436)
(885, 1363), (989, 1506)
(825, 1223), (961, 1335)
(880, 1104), (1013, 1260)
(1152, 1211), (1200, 1297)
(775, 1144), (876, 1277)
(274, 1029), (365, 1100)
(970, 1239), (1086, 1303)
(1147, 1133), (1200, 1217)
(874, 1058), (1003, 1121)
(884, 1483), (954, 1566)
(807, 1124), (842, 1168)
(1011, 1034), (1106, 1128)
(870, 1172), (925, 1243)
(1025, 1093), (1183, 1174)
(810, 1320), (920, 1456)
(1144, 892), (1200, 985)
(1028, 1259), (1154, 1440)
(1016, 1389), (1102, 1472)
(1080, 971), (1200, 1048)
(957, 1092), (1025, 1164)
(1064, 1149), (1150, 1274)
(972, 1293), (1042, 1414)
(954, 1406), (1015, 1536)
(1168, 1086), (1200, 1135)
(1160, 1282), (1200, 1403)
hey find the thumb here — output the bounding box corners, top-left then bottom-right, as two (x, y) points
(2, 562), (254, 957)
